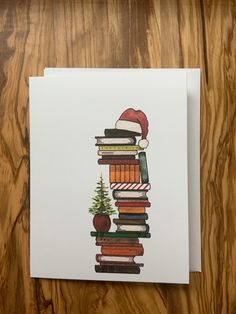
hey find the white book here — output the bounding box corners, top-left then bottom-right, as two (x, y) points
(117, 225), (148, 232)
(98, 150), (137, 156)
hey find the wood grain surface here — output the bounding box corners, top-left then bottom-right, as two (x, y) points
(0, 0), (235, 313)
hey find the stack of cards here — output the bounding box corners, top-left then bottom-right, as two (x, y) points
(30, 68), (201, 284)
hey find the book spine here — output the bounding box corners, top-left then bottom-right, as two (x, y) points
(90, 231), (151, 238)
(115, 201), (151, 207)
(113, 219), (146, 225)
(95, 265), (140, 274)
(96, 254), (134, 263)
(118, 213), (148, 220)
(117, 225), (150, 233)
(99, 262), (144, 267)
(110, 182), (150, 190)
(129, 165), (135, 182)
(139, 152), (149, 183)
(135, 165), (140, 183)
(120, 165), (125, 182)
(109, 165), (116, 183)
(96, 237), (139, 244)
(118, 207), (146, 214)
(125, 165), (130, 182)
(115, 165), (121, 182)
(101, 245), (144, 256)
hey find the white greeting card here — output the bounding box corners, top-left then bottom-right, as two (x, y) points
(44, 68), (201, 272)
(30, 70), (189, 283)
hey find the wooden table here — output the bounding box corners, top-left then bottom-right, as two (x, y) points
(0, 1), (235, 313)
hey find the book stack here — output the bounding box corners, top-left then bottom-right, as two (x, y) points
(91, 108), (151, 274)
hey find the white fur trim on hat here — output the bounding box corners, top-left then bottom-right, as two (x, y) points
(115, 120), (142, 134)
(139, 139), (149, 149)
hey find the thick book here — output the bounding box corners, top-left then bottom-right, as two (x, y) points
(101, 244), (144, 256)
(119, 213), (148, 220)
(117, 224), (149, 233)
(113, 190), (148, 199)
(113, 219), (146, 225)
(115, 201), (151, 207)
(98, 159), (139, 165)
(139, 152), (149, 183)
(111, 182), (151, 190)
(104, 128), (141, 138)
(95, 137), (136, 145)
(96, 237), (139, 245)
(118, 207), (146, 214)
(95, 264), (140, 274)
(90, 231), (151, 238)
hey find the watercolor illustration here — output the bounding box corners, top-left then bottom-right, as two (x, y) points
(90, 108), (151, 274)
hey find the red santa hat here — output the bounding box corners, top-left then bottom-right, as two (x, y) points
(115, 108), (149, 148)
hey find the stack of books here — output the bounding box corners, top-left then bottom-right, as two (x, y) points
(91, 127), (151, 274)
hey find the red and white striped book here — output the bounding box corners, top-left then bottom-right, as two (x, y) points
(110, 182), (151, 190)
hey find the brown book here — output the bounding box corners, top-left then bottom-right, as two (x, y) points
(129, 165), (135, 182)
(118, 207), (146, 214)
(120, 165), (125, 182)
(115, 165), (121, 182)
(115, 201), (151, 207)
(96, 237), (139, 245)
(109, 165), (116, 183)
(97, 242), (141, 247)
(101, 244), (144, 256)
(99, 158), (138, 165)
(113, 219), (146, 225)
(100, 262), (144, 267)
(125, 164), (130, 182)
(135, 165), (140, 183)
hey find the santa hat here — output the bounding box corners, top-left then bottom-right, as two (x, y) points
(115, 108), (149, 148)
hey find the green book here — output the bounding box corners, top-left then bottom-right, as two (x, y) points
(90, 231), (151, 238)
(139, 152), (149, 183)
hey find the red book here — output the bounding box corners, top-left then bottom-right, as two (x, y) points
(101, 244), (144, 256)
(115, 201), (151, 207)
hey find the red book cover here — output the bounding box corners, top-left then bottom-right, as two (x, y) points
(115, 201), (151, 207)
(101, 244), (144, 256)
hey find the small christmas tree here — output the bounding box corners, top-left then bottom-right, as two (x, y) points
(89, 174), (116, 215)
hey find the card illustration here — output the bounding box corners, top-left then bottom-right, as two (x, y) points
(89, 108), (151, 275)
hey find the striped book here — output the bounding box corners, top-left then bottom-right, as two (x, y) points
(110, 182), (151, 190)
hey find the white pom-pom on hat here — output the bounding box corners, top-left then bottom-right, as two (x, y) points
(138, 138), (149, 149)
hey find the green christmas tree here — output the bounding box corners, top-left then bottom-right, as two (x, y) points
(89, 174), (116, 215)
